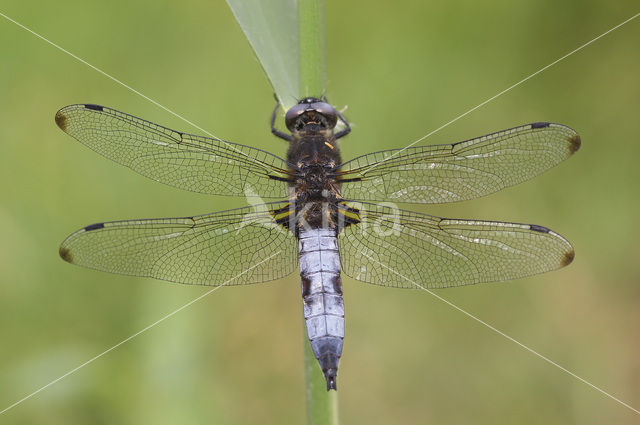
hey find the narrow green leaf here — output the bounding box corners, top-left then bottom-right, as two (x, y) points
(226, 0), (299, 109)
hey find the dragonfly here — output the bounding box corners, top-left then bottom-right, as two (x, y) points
(56, 98), (580, 390)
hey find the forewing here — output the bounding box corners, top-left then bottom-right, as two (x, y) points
(338, 202), (574, 288)
(59, 202), (297, 286)
(55, 104), (291, 198)
(339, 123), (580, 203)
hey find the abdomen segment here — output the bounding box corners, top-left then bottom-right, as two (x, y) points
(298, 228), (344, 390)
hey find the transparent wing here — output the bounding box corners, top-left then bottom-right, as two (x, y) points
(339, 123), (580, 203)
(59, 202), (297, 286)
(338, 202), (574, 289)
(55, 104), (292, 198)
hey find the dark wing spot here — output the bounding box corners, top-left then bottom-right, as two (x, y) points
(84, 104), (104, 111)
(561, 249), (575, 267)
(529, 224), (550, 233)
(531, 122), (550, 129)
(54, 110), (67, 131)
(568, 134), (581, 155)
(84, 222), (105, 231)
(59, 246), (73, 263)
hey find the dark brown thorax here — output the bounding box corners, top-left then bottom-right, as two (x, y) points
(279, 98), (350, 231)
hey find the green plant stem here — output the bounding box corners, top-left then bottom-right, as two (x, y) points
(298, 0), (325, 98)
(304, 325), (338, 425)
(298, 1), (336, 424)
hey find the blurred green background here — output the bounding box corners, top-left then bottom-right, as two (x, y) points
(1, 1), (639, 424)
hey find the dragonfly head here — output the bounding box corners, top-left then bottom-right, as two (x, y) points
(285, 97), (338, 134)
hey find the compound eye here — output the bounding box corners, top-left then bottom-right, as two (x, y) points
(285, 104), (307, 131)
(311, 102), (338, 128)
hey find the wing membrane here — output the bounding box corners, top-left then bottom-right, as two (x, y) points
(59, 202), (297, 286)
(339, 123), (580, 203)
(338, 202), (574, 288)
(55, 104), (291, 198)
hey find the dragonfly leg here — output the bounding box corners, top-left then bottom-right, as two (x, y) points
(271, 97), (293, 142)
(334, 110), (351, 140)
